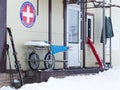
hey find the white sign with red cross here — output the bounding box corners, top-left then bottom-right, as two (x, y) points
(20, 2), (36, 28)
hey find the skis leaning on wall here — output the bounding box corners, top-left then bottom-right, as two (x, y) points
(7, 27), (24, 86)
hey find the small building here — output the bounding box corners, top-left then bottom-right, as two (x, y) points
(0, 0), (120, 85)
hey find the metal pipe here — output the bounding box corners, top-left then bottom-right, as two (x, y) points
(81, 0), (86, 68)
(102, 0), (106, 68)
(109, 0), (112, 66)
(48, 0), (52, 44)
(37, 0), (39, 15)
(63, 0), (67, 69)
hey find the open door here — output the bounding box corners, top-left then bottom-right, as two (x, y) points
(67, 4), (81, 67)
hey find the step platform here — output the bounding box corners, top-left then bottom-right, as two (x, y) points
(23, 67), (103, 84)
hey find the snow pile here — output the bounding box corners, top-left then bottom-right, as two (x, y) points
(1, 66), (120, 90)
(24, 41), (50, 47)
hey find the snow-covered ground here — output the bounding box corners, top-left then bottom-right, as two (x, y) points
(1, 66), (120, 90)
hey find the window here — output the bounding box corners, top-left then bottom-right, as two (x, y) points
(87, 13), (94, 43)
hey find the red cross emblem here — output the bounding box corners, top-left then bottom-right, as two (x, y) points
(20, 2), (36, 28)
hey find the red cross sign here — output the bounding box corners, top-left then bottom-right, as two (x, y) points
(20, 2), (36, 28)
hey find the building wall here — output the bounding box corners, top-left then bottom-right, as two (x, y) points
(6, 0), (120, 70)
(52, 0), (64, 68)
(7, 0), (64, 70)
(110, 1), (120, 66)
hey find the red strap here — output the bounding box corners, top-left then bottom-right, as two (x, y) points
(87, 37), (103, 69)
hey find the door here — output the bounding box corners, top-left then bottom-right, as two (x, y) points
(67, 4), (81, 67)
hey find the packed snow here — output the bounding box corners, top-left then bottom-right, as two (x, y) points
(24, 41), (50, 46)
(1, 66), (120, 90)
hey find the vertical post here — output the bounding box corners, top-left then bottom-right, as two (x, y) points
(0, 0), (7, 72)
(37, 0), (39, 15)
(81, 0), (86, 68)
(63, 0), (67, 69)
(102, 0), (106, 68)
(109, 0), (112, 66)
(48, 0), (52, 44)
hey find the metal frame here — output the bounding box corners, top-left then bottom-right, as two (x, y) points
(83, 0), (120, 68)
